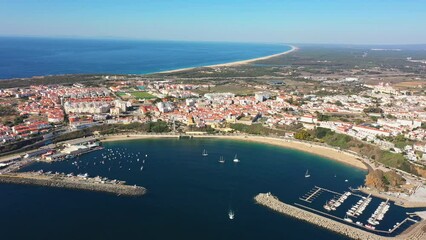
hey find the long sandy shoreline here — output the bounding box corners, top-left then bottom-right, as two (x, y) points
(101, 134), (367, 170)
(159, 44), (299, 74)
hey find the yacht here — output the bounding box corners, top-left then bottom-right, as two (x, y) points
(219, 156), (225, 163)
(228, 210), (235, 220)
(344, 214), (353, 223)
(202, 149), (208, 156)
(233, 154), (239, 162)
(324, 201), (331, 211)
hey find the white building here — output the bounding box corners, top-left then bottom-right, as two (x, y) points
(352, 125), (391, 138)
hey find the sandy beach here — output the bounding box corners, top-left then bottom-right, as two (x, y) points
(101, 134), (367, 170)
(159, 44), (299, 74)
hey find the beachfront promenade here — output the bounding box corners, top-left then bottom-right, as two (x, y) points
(254, 193), (426, 240)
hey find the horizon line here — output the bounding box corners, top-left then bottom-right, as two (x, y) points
(1, 34), (426, 46)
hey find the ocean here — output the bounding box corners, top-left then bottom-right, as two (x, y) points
(0, 138), (417, 240)
(0, 37), (291, 79)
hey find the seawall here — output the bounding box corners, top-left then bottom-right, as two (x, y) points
(0, 172), (146, 196)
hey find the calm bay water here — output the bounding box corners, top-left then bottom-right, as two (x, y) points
(0, 139), (416, 240)
(0, 37), (290, 79)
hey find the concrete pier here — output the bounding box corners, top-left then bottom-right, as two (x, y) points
(254, 192), (426, 240)
(0, 172), (146, 196)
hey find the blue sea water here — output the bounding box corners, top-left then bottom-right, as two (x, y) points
(0, 139), (418, 240)
(0, 37), (291, 79)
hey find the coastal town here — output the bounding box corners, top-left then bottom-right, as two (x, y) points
(0, 48), (426, 240)
(1, 76), (426, 176)
(2, 1), (426, 239)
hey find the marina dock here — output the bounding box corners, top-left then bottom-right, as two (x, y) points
(0, 172), (146, 196)
(254, 192), (426, 240)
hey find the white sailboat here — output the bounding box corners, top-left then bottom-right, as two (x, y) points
(228, 210), (235, 220)
(219, 156), (225, 163)
(202, 149), (208, 156)
(305, 170), (310, 178)
(233, 154), (239, 163)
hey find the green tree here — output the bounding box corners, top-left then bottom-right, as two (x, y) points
(294, 130), (311, 140)
(315, 127), (332, 139)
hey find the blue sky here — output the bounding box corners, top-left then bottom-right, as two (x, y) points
(0, 0), (425, 44)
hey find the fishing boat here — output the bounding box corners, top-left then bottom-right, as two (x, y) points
(233, 154), (239, 163)
(219, 156), (225, 163)
(305, 170), (310, 178)
(228, 210), (235, 220)
(202, 149), (208, 156)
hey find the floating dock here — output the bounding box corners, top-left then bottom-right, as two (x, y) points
(0, 172), (146, 196)
(300, 186), (323, 203)
(254, 192), (426, 240)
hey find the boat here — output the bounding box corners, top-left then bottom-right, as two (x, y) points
(344, 214), (353, 223)
(324, 201), (331, 211)
(228, 210), (235, 220)
(365, 224), (375, 230)
(233, 154), (239, 163)
(219, 156), (225, 163)
(356, 221), (363, 226)
(202, 149), (208, 157)
(305, 170), (310, 178)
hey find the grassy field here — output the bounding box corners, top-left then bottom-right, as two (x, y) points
(116, 92), (128, 97)
(130, 91), (156, 99)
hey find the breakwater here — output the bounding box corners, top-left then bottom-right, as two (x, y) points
(0, 172), (146, 196)
(254, 193), (426, 240)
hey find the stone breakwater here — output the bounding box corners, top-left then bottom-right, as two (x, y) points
(0, 173), (146, 196)
(254, 193), (426, 240)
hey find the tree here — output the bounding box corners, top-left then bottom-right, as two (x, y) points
(315, 112), (330, 121)
(144, 112), (152, 121)
(363, 107), (383, 114)
(315, 127), (331, 139)
(294, 130), (311, 140)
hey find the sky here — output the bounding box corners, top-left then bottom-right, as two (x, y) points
(0, 0), (425, 44)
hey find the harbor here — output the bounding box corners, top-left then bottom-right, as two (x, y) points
(0, 137), (424, 239)
(297, 185), (424, 235)
(255, 192), (426, 240)
(0, 137), (147, 196)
